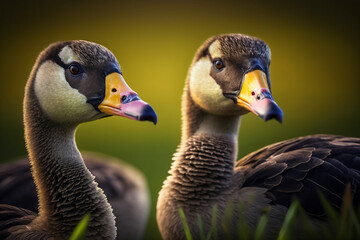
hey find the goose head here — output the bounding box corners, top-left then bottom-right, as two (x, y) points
(188, 34), (282, 122)
(29, 40), (157, 125)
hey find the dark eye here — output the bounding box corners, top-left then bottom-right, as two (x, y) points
(213, 59), (224, 70)
(69, 64), (81, 75)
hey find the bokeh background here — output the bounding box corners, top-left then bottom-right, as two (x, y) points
(0, 0), (359, 238)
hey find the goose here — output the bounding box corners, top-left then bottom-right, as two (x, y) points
(156, 34), (360, 239)
(0, 40), (157, 239)
(0, 152), (150, 240)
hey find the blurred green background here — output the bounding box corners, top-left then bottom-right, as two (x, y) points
(0, 0), (359, 239)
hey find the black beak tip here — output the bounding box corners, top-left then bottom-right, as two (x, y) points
(139, 105), (158, 125)
(264, 112), (283, 123)
(260, 104), (283, 123)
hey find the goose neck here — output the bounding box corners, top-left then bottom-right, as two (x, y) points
(167, 92), (241, 205)
(23, 89), (115, 238)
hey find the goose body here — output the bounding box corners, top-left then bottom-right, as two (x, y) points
(0, 152), (150, 240)
(156, 34), (360, 239)
(0, 40), (157, 239)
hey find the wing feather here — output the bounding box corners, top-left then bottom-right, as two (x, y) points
(237, 135), (360, 216)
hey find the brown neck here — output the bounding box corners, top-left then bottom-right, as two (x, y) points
(168, 85), (240, 206)
(180, 83), (241, 145)
(23, 80), (116, 239)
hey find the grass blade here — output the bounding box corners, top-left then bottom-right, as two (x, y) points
(207, 204), (218, 240)
(254, 210), (268, 240)
(237, 202), (250, 240)
(278, 200), (299, 240)
(69, 213), (90, 240)
(197, 214), (206, 240)
(222, 202), (234, 240)
(179, 208), (193, 240)
(317, 190), (338, 222)
(204, 204), (219, 240)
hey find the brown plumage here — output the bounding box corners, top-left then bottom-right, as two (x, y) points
(0, 152), (150, 240)
(157, 34), (360, 239)
(0, 40), (157, 239)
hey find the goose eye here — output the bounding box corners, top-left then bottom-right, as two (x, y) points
(213, 59), (224, 70)
(69, 64), (80, 75)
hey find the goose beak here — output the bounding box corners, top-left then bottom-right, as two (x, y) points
(236, 70), (283, 123)
(98, 72), (157, 125)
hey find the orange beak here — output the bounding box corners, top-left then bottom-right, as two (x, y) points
(98, 72), (157, 124)
(237, 70), (283, 122)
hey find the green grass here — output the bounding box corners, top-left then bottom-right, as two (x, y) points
(254, 210), (269, 240)
(69, 214), (90, 240)
(179, 186), (360, 240)
(179, 208), (193, 240)
(67, 187), (360, 240)
(277, 200), (300, 240)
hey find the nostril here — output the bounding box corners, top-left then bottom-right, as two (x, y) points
(256, 95), (261, 100)
(112, 88), (117, 93)
(251, 91), (256, 96)
(121, 95), (127, 102)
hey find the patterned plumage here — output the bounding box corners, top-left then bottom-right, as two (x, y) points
(0, 153), (150, 240)
(157, 34), (360, 239)
(0, 40), (156, 239)
(239, 135), (360, 216)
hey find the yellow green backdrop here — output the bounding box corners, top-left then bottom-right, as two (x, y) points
(0, 0), (359, 238)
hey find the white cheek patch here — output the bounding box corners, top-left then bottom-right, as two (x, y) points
(189, 58), (234, 115)
(34, 61), (97, 123)
(58, 46), (82, 64)
(208, 40), (223, 59)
